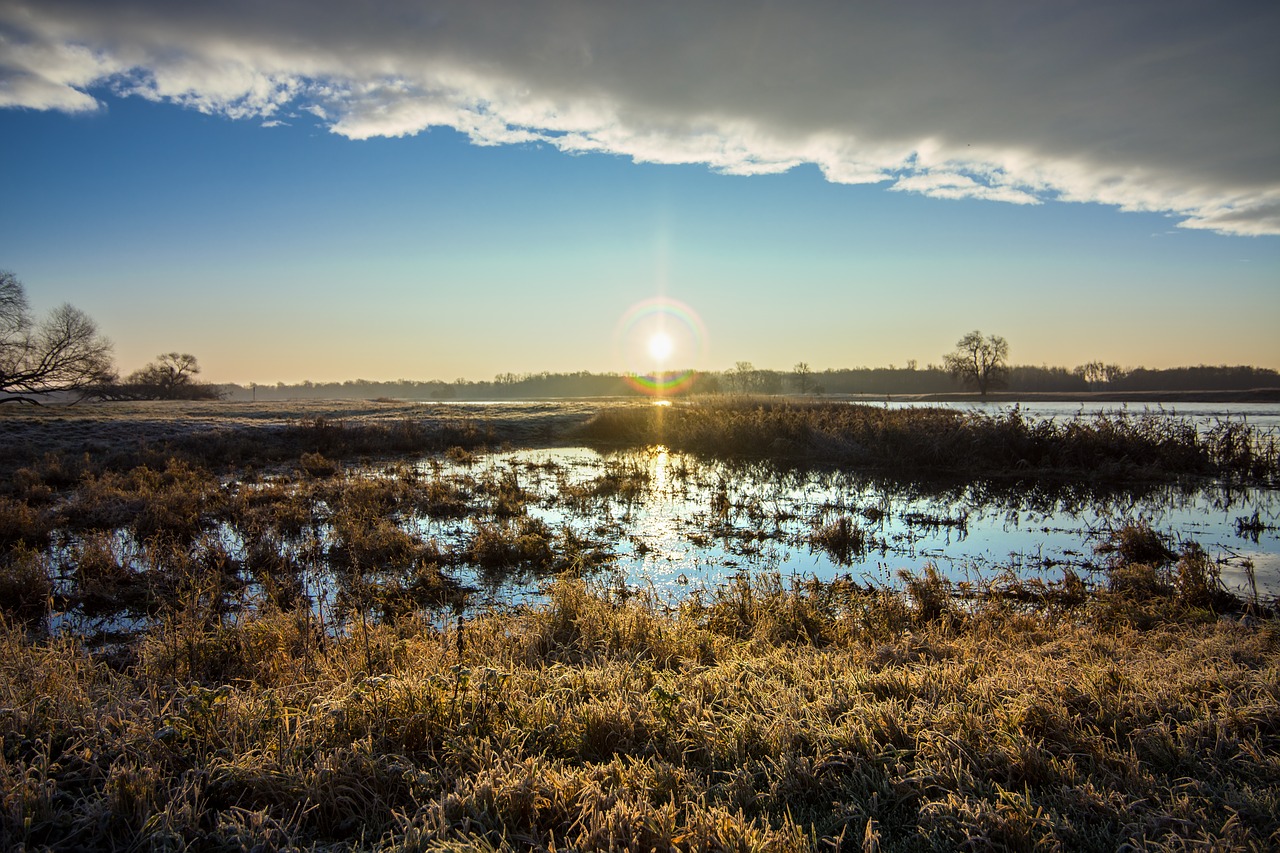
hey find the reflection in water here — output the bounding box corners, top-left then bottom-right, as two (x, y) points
(45, 442), (1280, 636)
(449, 445), (1280, 607)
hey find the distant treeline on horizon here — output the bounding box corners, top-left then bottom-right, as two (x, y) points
(219, 364), (1280, 401)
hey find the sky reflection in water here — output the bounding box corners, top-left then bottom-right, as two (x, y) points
(440, 445), (1279, 608)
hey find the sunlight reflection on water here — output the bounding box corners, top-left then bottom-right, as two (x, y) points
(446, 445), (1280, 608)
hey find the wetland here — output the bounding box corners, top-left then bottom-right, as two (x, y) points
(1, 398), (1278, 850)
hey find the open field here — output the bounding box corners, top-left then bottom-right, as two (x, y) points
(1, 399), (1278, 850)
(0, 400), (600, 472)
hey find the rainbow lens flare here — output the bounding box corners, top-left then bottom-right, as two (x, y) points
(614, 297), (708, 396)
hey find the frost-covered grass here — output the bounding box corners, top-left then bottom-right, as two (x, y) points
(2, 568), (1277, 851)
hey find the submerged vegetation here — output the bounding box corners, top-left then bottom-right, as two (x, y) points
(0, 399), (1277, 849)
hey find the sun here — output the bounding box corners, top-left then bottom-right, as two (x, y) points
(648, 331), (674, 361)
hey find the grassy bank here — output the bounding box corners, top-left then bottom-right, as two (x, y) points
(2, 568), (1276, 851)
(578, 400), (1279, 483)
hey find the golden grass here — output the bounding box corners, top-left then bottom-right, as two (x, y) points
(1, 572), (1277, 851)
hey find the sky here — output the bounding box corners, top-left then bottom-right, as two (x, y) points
(1, 0), (1278, 385)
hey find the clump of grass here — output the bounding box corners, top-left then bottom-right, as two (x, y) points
(807, 513), (867, 565)
(1095, 523), (1239, 626)
(1234, 509), (1272, 542)
(414, 472), (472, 517)
(0, 544), (51, 627)
(900, 562), (954, 624)
(225, 476), (314, 538)
(0, 496), (52, 550)
(65, 532), (141, 616)
(1096, 521), (1177, 566)
(466, 516), (554, 571)
(60, 458), (224, 542)
(299, 450), (339, 477)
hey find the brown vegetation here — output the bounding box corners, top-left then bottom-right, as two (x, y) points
(1, 566), (1276, 851)
(578, 399), (1280, 483)
(0, 401), (1276, 849)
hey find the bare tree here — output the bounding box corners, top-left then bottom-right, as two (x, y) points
(0, 271), (115, 404)
(116, 352), (222, 400)
(792, 362), (816, 394)
(943, 330), (1009, 396)
(1074, 361), (1126, 387)
(128, 352), (199, 389)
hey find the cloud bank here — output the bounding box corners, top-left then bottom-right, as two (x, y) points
(3, 0), (1277, 235)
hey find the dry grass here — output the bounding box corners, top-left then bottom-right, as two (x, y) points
(808, 514), (868, 566)
(1, 571), (1276, 851)
(0, 399), (604, 481)
(578, 400), (1280, 483)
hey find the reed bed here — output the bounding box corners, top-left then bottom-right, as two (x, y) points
(578, 400), (1280, 482)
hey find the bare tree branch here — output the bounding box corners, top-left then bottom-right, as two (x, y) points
(0, 272), (115, 404)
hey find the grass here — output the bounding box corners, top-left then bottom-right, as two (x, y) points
(1, 400), (1277, 849)
(808, 514), (868, 566)
(578, 399), (1280, 483)
(1, 569), (1276, 851)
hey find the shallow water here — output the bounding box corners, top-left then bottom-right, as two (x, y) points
(439, 445), (1280, 608)
(43, 429), (1280, 638)
(885, 401), (1280, 436)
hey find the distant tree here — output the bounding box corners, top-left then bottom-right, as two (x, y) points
(0, 271), (115, 404)
(1074, 361), (1126, 387)
(943, 330), (1009, 396)
(792, 362), (817, 394)
(726, 361), (756, 394)
(112, 352), (223, 400)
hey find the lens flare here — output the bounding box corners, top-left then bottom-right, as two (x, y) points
(614, 297), (708, 396)
(648, 332), (674, 361)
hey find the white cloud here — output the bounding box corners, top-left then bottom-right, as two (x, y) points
(0, 30), (114, 111)
(1, 0), (1276, 236)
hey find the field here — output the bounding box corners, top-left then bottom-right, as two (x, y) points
(1, 399), (1277, 851)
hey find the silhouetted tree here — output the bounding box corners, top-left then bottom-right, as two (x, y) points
(792, 362), (817, 394)
(943, 330), (1009, 396)
(115, 352), (223, 400)
(1074, 361), (1127, 387)
(0, 271), (115, 404)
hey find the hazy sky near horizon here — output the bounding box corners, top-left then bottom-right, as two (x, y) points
(2, 0), (1278, 384)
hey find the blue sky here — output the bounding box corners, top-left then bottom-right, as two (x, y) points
(2, 1), (1277, 384)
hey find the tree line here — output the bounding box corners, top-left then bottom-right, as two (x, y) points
(219, 362), (1279, 402)
(3, 271), (1275, 404)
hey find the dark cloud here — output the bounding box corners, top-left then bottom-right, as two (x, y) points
(3, 0), (1276, 234)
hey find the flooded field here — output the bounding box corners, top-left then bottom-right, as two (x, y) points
(454, 444), (1280, 606)
(5, 399), (1280, 851)
(39, 441), (1279, 641)
(3, 397), (1275, 642)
